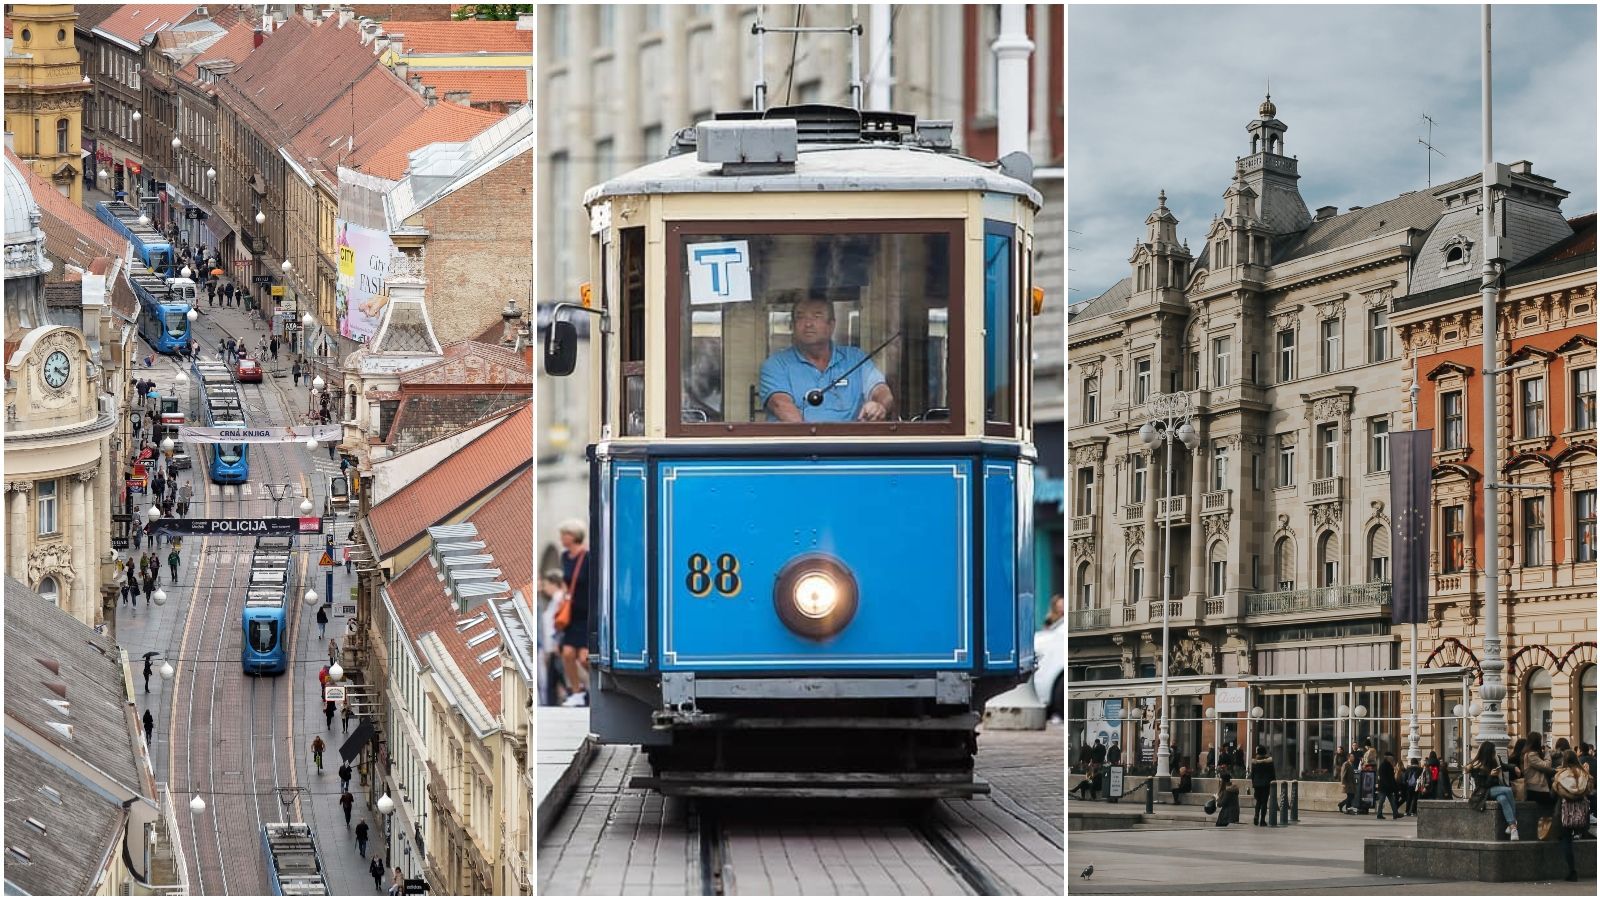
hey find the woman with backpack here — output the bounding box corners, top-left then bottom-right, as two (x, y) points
(1401, 757), (1425, 816)
(1552, 750), (1594, 881)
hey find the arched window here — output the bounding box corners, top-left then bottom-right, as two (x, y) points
(56, 118), (69, 155)
(1525, 667), (1553, 737)
(1128, 551), (1144, 603)
(1581, 666), (1597, 750)
(1075, 561), (1094, 610)
(1208, 541), (1227, 597)
(37, 576), (59, 606)
(1275, 537), (1295, 591)
(1368, 525), (1391, 583)
(1318, 531), (1340, 588)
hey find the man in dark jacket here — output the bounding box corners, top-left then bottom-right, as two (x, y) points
(1376, 751), (1403, 819)
(1250, 746), (1277, 825)
(1107, 741), (1122, 766)
(1091, 739), (1106, 766)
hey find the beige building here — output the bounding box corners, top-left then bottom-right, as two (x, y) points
(4, 4), (91, 206)
(1067, 96), (1594, 773)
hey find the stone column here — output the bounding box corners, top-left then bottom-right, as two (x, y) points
(1092, 447), (1107, 608)
(1189, 431), (1208, 603)
(68, 473), (87, 621)
(1142, 450), (1159, 606)
(7, 483), (29, 576)
(615, 7), (641, 163)
(713, 4), (744, 111)
(661, 6), (689, 139)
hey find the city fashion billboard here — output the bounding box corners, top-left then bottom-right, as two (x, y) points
(336, 220), (395, 342)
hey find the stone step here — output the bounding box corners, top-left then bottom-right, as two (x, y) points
(1365, 835), (1597, 882)
(1416, 798), (1566, 842)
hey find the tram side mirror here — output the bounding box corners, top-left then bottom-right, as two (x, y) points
(545, 320), (578, 377)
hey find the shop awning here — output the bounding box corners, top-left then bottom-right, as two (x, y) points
(1070, 682), (1215, 701)
(339, 720), (375, 762)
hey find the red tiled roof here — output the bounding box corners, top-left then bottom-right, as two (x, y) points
(176, 22), (257, 85)
(91, 5), (195, 46)
(368, 402), (532, 557)
(386, 467), (532, 717)
(383, 20), (531, 54)
(74, 6), (124, 33)
(214, 16), (375, 146)
(357, 102), (504, 179)
(6, 149), (127, 269)
(290, 65), (423, 179)
(414, 69), (528, 104)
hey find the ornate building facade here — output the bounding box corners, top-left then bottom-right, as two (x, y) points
(3, 4), (90, 206)
(1067, 97), (1597, 775)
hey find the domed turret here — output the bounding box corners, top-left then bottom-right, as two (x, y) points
(5, 153), (52, 331)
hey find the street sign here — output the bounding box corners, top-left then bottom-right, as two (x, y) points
(318, 551), (333, 566)
(152, 518), (301, 536)
(323, 685), (346, 702)
(271, 285), (285, 297)
(1107, 765), (1124, 801)
(339, 603), (357, 618)
(128, 478), (147, 492)
(1215, 687), (1247, 713)
(298, 516), (323, 534)
(253, 275), (275, 286)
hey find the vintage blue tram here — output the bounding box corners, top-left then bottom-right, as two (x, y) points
(242, 535), (294, 675)
(191, 359), (250, 483)
(546, 106), (1041, 797)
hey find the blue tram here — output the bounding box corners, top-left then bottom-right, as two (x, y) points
(191, 359), (250, 483)
(129, 268), (196, 355)
(545, 106), (1041, 797)
(95, 201), (175, 275)
(242, 536), (294, 675)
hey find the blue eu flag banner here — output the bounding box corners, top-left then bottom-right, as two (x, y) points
(1390, 430), (1433, 625)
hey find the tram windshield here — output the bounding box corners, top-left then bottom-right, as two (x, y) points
(675, 227), (954, 430)
(248, 618), (280, 653)
(164, 310), (189, 338)
(218, 443), (244, 464)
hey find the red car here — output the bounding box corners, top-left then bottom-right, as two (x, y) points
(235, 357), (263, 383)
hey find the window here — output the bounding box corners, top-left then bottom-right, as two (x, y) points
(35, 480), (58, 535)
(1131, 454), (1147, 503)
(1368, 308), (1389, 362)
(1574, 367), (1595, 431)
(1276, 436), (1295, 487)
(1320, 318), (1341, 373)
(1368, 417), (1389, 473)
(640, 124), (662, 163)
(1212, 445), (1228, 491)
(1250, 352), (1260, 385)
(1368, 525), (1390, 583)
(1443, 505), (1466, 573)
(1275, 537), (1295, 591)
(248, 617), (280, 653)
(1520, 377), (1545, 437)
(1318, 531), (1340, 587)
(37, 576), (58, 607)
(1209, 547), (1227, 597)
(1578, 490), (1597, 563)
(1525, 667), (1553, 737)
(1075, 467), (1095, 516)
(1135, 358), (1151, 404)
(1522, 497), (1545, 567)
(1317, 423), (1338, 479)
(1252, 454), (1262, 491)
(1441, 391), (1464, 450)
(1083, 376), (1099, 424)
(1189, 351), (1200, 390)
(982, 225), (1016, 427)
(672, 224), (956, 432)
(1129, 552), (1144, 603)
(56, 118), (68, 155)
(1212, 336), (1230, 387)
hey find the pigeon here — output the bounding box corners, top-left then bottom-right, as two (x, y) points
(1080, 865), (1094, 879)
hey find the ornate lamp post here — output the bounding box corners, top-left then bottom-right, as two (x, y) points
(1139, 390), (1199, 779)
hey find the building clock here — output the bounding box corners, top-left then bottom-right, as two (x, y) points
(43, 350), (70, 390)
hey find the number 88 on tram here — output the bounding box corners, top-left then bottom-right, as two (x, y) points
(545, 107), (1042, 797)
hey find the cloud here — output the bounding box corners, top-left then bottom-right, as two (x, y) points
(1068, 4), (1597, 301)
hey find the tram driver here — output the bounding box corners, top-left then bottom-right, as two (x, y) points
(759, 294), (894, 423)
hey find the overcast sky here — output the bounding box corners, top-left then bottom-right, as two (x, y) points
(1066, 4), (1597, 301)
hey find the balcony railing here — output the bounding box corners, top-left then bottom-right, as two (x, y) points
(1203, 595), (1225, 616)
(1071, 515), (1095, 536)
(1123, 502), (1144, 522)
(1069, 608), (1110, 631)
(1202, 489), (1232, 513)
(1156, 495), (1188, 520)
(1310, 475), (1345, 500)
(1122, 604), (1138, 625)
(1246, 581), (1390, 617)
(1148, 598), (1184, 621)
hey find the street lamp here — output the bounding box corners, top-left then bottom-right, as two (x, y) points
(1139, 390), (1199, 780)
(152, 587), (167, 606)
(303, 588), (319, 607)
(161, 437), (175, 454)
(299, 498), (313, 516)
(171, 136), (181, 150)
(282, 260), (293, 273)
(180, 266), (192, 280)
(99, 167), (109, 180)
(1338, 703), (1352, 751)
(186, 309), (198, 323)
(132, 111), (141, 123)
(206, 167), (216, 180)
(376, 793), (395, 815)
(328, 662), (344, 681)
(146, 505), (162, 524)
(138, 212), (150, 226)
(255, 210), (266, 225)
(160, 660), (174, 679)
(189, 795), (205, 813)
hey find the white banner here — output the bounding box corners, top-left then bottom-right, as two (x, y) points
(179, 425), (342, 444)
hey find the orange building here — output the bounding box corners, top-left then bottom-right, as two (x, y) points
(1392, 210), (1596, 748)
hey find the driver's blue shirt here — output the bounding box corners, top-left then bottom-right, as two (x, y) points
(759, 344), (886, 422)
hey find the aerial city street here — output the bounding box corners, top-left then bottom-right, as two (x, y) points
(5, 3), (532, 895)
(1067, 4), (1597, 895)
(532, 4), (1065, 896)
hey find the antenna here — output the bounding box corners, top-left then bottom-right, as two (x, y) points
(1418, 113), (1445, 188)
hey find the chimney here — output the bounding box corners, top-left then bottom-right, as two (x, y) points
(302, 4), (316, 23)
(1315, 205), (1338, 221)
(500, 300), (521, 346)
(1509, 160), (1533, 175)
(422, 86), (436, 106)
(1347, 206), (1363, 212)
(253, 27), (264, 47)
(445, 90), (471, 107)
(338, 6), (354, 28)
(260, 13), (272, 34)
(394, 62), (408, 81)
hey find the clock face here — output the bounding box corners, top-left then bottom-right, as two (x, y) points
(43, 350), (70, 389)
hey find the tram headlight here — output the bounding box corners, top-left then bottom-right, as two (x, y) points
(773, 554), (858, 640)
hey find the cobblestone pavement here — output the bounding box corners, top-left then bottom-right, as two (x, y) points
(975, 723), (1064, 836)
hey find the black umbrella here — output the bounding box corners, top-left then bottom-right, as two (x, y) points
(142, 651), (160, 662)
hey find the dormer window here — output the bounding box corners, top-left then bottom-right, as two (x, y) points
(1441, 235), (1473, 271)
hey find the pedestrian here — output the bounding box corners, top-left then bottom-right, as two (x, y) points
(316, 604), (328, 639)
(1401, 755), (1424, 816)
(328, 638), (339, 666)
(293, 361), (302, 387)
(1553, 749), (1594, 881)
(341, 699), (353, 734)
(1522, 732), (1557, 823)
(368, 856), (384, 891)
(1338, 749), (1357, 814)
(392, 867), (404, 895)
(324, 699), (336, 731)
(1376, 751), (1403, 819)
(1071, 759), (1100, 800)
(1213, 772), (1241, 826)
(327, 439), (336, 460)
(142, 709), (155, 745)
(319, 665), (330, 688)
(339, 790), (354, 826)
(1469, 741), (1518, 838)
(123, 578), (136, 606)
(142, 656), (153, 693)
(168, 547), (180, 581)
(141, 572), (154, 606)
(1092, 739), (1106, 767)
(1250, 745), (1276, 825)
(1106, 740), (1122, 767)
(557, 522), (592, 706)
(270, 335), (279, 360)
(355, 820), (370, 858)
(311, 735), (325, 773)
(178, 482), (191, 516)
(1172, 763), (1193, 806)
(1357, 747), (1378, 814)
(338, 762), (353, 791)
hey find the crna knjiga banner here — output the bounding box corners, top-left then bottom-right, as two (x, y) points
(178, 425), (342, 444)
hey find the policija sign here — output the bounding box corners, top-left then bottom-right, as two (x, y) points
(153, 517), (323, 536)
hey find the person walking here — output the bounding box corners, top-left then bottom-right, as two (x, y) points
(123, 577), (136, 607)
(369, 857), (384, 891)
(142, 709), (155, 746)
(341, 700), (353, 734)
(316, 604), (328, 639)
(270, 336), (279, 360)
(338, 762), (353, 792)
(1376, 751), (1403, 819)
(1250, 745), (1277, 825)
(1338, 750), (1358, 814)
(392, 867), (405, 895)
(142, 656), (154, 693)
(1213, 772), (1241, 827)
(1553, 750), (1593, 881)
(1357, 748), (1379, 815)
(328, 638), (339, 666)
(339, 790), (355, 826)
(311, 735), (326, 773)
(178, 481), (191, 516)
(355, 820), (370, 858)
(168, 547), (181, 582)
(558, 520), (593, 707)
(141, 571), (155, 606)
(293, 361), (303, 387)
(324, 699), (336, 732)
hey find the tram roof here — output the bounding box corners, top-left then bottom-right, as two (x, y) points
(586, 144), (1043, 209)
